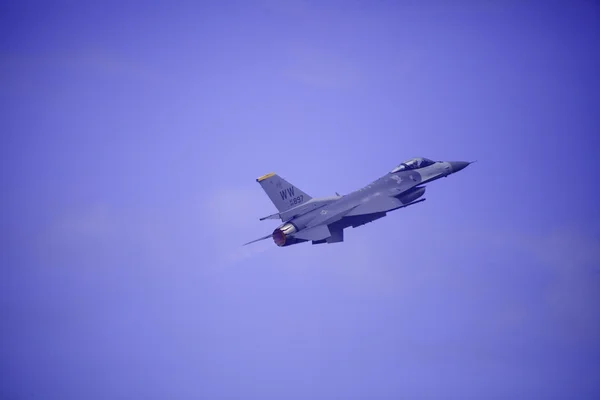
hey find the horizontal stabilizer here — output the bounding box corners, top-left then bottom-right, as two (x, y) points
(292, 224), (331, 241)
(243, 233), (271, 246)
(326, 228), (344, 243)
(311, 228), (344, 245)
(259, 212), (280, 221)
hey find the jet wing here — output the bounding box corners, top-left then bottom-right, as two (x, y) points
(344, 194), (403, 217)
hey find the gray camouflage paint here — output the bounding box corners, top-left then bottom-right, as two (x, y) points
(245, 158), (473, 246)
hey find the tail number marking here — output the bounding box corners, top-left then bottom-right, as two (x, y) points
(289, 195), (304, 206)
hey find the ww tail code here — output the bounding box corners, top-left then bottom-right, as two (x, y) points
(280, 187), (295, 200)
(256, 172), (313, 213)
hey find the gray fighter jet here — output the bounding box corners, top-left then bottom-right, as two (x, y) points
(244, 157), (473, 247)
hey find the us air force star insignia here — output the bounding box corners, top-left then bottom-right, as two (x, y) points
(320, 210), (328, 215)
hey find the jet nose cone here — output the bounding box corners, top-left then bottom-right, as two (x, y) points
(449, 161), (471, 173)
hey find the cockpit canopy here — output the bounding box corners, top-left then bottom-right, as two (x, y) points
(390, 157), (436, 173)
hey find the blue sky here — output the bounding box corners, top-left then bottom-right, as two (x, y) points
(2, 1), (599, 399)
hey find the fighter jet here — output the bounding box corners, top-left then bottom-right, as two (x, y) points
(244, 157), (473, 247)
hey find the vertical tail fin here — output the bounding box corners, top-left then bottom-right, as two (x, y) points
(256, 173), (312, 213)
